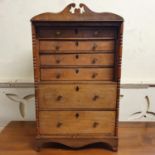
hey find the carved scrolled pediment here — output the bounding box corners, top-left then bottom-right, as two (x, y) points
(31, 3), (123, 22)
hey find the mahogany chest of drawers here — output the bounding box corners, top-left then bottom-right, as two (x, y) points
(31, 3), (123, 151)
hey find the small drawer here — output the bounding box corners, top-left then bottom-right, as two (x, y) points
(38, 28), (75, 38)
(39, 111), (115, 135)
(39, 40), (115, 52)
(38, 84), (117, 109)
(40, 53), (114, 66)
(37, 27), (116, 38)
(40, 68), (113, 81)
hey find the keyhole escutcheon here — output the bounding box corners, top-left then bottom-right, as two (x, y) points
(75, 69), (79, 74)
(75, 86), (79, 91)
(75, 113), (79, 118)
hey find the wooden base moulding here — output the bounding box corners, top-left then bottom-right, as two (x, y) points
(36, 137), (118, 152)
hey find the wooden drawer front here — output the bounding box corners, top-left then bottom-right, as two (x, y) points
(41, 68), (113, 81)
(38, 27), (116, 38)
(40, 53), (114, 66)
(39, 84), (117, 109)
(39, 40), (115, 52)
(39, 111), (115, 135)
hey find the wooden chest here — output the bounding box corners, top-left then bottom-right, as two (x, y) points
(31, 3), (123, 151)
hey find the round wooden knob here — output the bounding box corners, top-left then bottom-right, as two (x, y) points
(93, 122), (99, 128)
(56, 95), (63, 101)
(55, 31), (61, 36)
(55, 46), (60, 50)
(93, 95), (99, 101)
(56, 73), (61, 79)
(91, 58), (97, 64)
(56, 59), (60, 64)
(56, 122), (62, 128)
(92, 73), (97, 79)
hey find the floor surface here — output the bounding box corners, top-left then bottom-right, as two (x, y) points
(0, 121), (155, 155)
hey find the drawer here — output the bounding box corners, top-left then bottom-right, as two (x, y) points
(38, 84), (117, 109)
(39, 111), (115, 135)
(41, 68), (113, 81)
(40, 53), (114, 66)
(39, 40), (115, 52)
(37, 27), (116, 38)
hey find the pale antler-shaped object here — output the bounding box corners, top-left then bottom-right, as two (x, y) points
(129, 96), (155, 120)
(6, 93), (34, 118)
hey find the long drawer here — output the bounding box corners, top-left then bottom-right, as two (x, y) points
(37, 27), (116, 38)
(39, 40), (115, 52)
(38, 84), (117, 109)
(41, 68), (113, 81)
(40, 53), (114, 66)
(39, 111), (115, 135)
